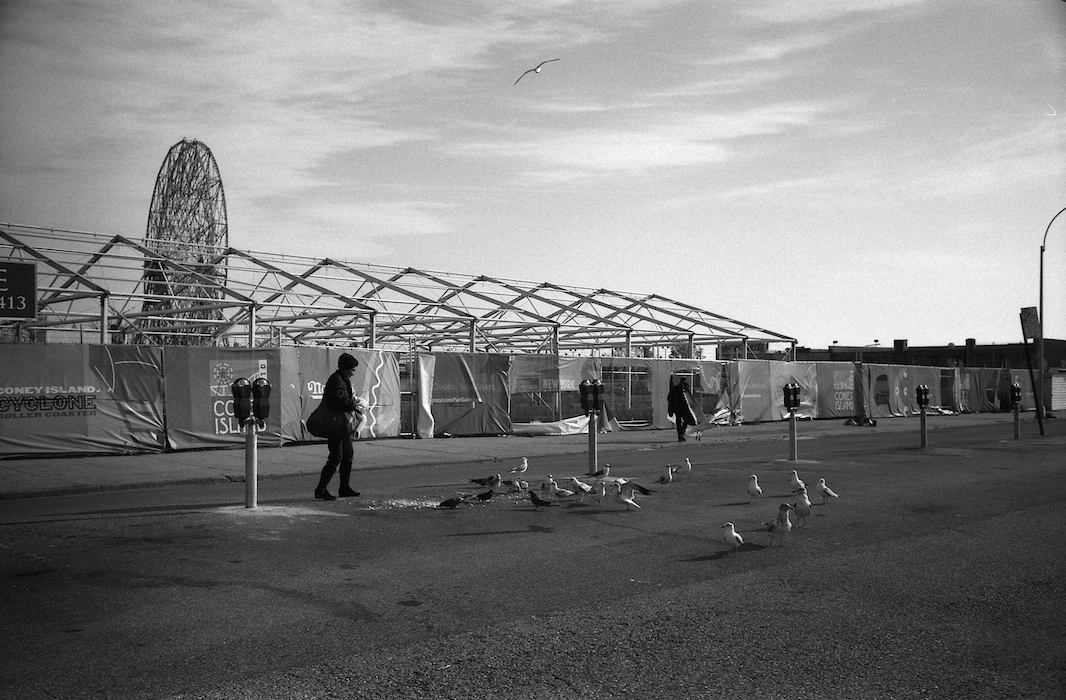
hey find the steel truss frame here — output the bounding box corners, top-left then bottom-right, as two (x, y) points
(0, 223), (796, 358)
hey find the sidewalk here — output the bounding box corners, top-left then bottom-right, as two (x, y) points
(0, 412), (1040, 500)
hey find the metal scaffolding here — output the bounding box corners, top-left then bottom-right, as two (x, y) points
(0, 222), (796, 358)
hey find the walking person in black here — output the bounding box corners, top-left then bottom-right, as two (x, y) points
(314, 352), (364, 500)
(667, 376), (697, 442)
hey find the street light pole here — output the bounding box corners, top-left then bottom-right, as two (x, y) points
(1040, 206), (1066, 420)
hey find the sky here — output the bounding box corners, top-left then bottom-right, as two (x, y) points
(1, 0), (1065, 350)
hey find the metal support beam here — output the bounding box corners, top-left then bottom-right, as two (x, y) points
(248, 303), (256, 347)
(99, 293), (108, 345)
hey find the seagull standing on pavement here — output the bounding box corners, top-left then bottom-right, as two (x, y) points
(790, 470), (806, 492)
(671, 458), (692, 478)
(588, 464), (610, 479)
(500, 478), (524, 493)
(761, 503), (795, 546)
(722, 522), (743, 554)
(548, 477), (576, 500)
(471, 473), (502, 489)
(514, 58), (560, 85)
(747, 475), (763, 503)
(793, 487), (813, 527)
(568, 477), (594, 495)
(510, 457), (529, 474)
(817, 478), (839, 505)
(612, 482), (641, 510)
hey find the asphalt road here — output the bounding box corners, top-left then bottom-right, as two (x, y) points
(2, 421), (1065, 699)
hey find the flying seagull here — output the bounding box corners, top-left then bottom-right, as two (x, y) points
(514, 58), (560, 85)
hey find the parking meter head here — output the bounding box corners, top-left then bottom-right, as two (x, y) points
(916, 384), (930, 408)
(783, 383), (801, 411)
(231, 378), (252, 425)
(251, 378), (272, 424)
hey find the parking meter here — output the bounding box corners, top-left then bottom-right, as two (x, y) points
(1010, 383), (1022, 408)
(783, 383), (801, 411)
(231, 378), (252, 426)
(580, 379), (603, 412)
(251, 378), (271, 428)
(916, 384), (930, 409)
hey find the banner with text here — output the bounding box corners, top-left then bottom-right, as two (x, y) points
(162, 347), (281, 450)
(291, 347), (400, 442)
(0, 344), (165, 455)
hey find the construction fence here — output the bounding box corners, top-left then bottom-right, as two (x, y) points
(0, 344), (1038, 456)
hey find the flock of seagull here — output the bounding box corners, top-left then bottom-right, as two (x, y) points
(728, 469), (839, 551)
(439, 457), (840, 554)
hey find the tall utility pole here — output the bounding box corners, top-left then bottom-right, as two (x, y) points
(1040, 206), (1066, 419)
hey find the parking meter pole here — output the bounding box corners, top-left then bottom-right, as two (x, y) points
(788, 409), (798, 461)
(588, 409), (598, 475)
(920, 406), (928, 449)
(245, 422), (257, 509)
(1014, 403), (1021, 440)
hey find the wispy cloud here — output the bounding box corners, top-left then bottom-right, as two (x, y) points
(453, 101), (840, 181)
(737, 0), (932, 24)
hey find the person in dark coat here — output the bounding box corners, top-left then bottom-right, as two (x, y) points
(667, 376), (697, 442)
(314, 352), (364, 500)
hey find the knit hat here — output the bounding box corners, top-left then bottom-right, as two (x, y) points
(338, 352), (359, 370)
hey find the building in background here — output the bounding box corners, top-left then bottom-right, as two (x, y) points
(790, 338), (1066, 370)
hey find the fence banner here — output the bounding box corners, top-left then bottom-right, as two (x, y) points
(860, 364), (942, 418)
(508, 354), (559, 395)
(958, 367), (1005, 413)
(420, 352), (511, 437)
(416, 354), (436, 439)
(162, 347), (282, 450)
(559, 356), (599, 391)
(729, 360), (773, 423)
(291, 348), (401, 442)
(0, 344), (165, 456)
(768, 362), (819, 421)
(816, 363), (858, 418)
(910, 366), (942, 412)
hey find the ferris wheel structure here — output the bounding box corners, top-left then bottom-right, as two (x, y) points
(140, 138), (229, 344)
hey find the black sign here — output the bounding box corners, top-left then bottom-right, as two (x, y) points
(0, 261), (37, 320)
(1019, 306), (1040, 341)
